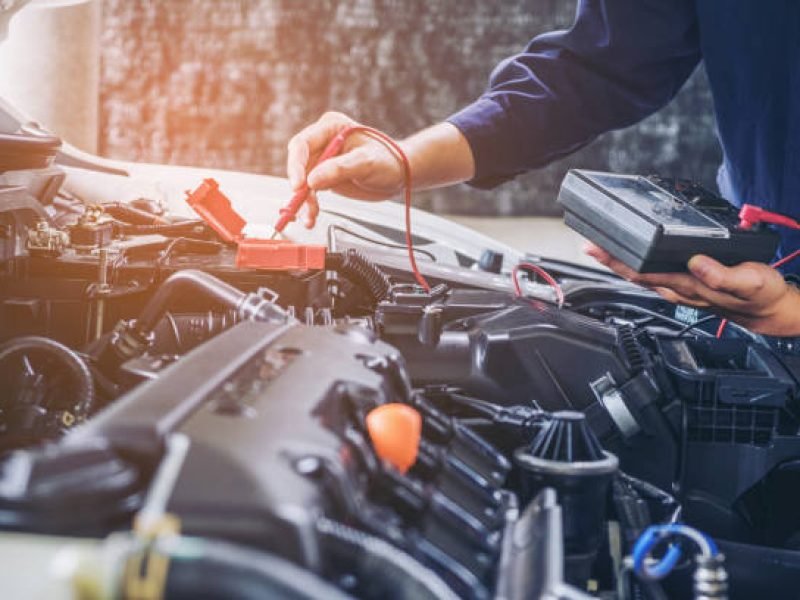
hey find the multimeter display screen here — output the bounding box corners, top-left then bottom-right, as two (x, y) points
(586, 172), (729, 237)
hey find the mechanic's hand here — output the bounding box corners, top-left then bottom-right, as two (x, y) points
(287, 112), (404, 203)
(585, 243), (800, 336)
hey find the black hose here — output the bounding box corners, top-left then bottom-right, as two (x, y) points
(316, 517), (459, 600)
(95, 270), (286, 373)
(0, 336), (95, 416)
(135, 270), (247, 335)
(153, 536), (350, 600)
(328, 249), (392, 302)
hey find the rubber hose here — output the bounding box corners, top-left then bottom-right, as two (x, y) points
(135, 270), (246, 335)
(316, 517), (459, 600)
(154, 537), (349, 600)
(0, 336), (95, 417)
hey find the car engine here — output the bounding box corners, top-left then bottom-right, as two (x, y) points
(2, 132), (800, 599)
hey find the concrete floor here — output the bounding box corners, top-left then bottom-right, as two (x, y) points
(448, 215), (599, 267)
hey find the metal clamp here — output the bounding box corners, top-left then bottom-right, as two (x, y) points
(590, 373), (641, 439)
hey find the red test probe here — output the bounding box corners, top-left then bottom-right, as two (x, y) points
(270, 128), (351, 239)
(273, 125), (431, 292)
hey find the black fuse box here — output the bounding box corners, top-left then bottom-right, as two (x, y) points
(558, 170), (780, 273)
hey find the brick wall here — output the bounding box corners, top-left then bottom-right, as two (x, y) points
(99, 0), (721, 215)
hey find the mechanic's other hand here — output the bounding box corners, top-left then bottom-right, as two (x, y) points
(287, 112), (404, 202)
(585, 243), (800, 336)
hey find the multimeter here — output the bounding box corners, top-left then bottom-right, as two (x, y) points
(558, 170), (780, 273)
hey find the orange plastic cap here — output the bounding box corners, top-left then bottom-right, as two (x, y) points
(185, 178), (246, 243)
(366, 403), (422, 474)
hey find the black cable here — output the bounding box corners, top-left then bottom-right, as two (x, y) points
(674, 313), (759, 342)
(329, 224), (437, 262)
(675, 314), (720, 337)
(326, 249), (392, 302)
(156, 238), (222, 274)
(576, 301), (713, 336)
(618, 471), (680, 521)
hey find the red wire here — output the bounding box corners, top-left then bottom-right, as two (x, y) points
(512, 261), (565, 308)
(319, 126), (431, 292)
(770, 247), (800, 270)
(715, 247), (800, 338)
(715, 319), (728, 338)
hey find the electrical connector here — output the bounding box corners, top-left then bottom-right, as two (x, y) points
(236, 238), (326, 271)
(185, 178), (326, 271)
(185, 178), (246, 243)
(738, 203), (800, 230)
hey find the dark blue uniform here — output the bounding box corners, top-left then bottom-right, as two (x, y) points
(448, 0), (800, 269)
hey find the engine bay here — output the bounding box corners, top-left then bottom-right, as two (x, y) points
(2, 138), (800, 599)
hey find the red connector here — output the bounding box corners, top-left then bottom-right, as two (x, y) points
(185, 179), (326, 271)
(738, 204), (800, 230)
(236, 239), (326, 270)
(185, 178), (246, 243)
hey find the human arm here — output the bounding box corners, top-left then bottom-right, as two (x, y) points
(586, 244), (800, 336)
(286, 0), (701, 207)
(287, 113), (475, 201)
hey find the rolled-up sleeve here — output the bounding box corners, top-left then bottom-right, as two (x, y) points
(448, 0), (702, 188)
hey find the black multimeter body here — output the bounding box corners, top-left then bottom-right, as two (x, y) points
(558, 170), (780, 273)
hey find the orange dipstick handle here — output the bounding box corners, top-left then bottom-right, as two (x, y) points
(366, 403), (422, 474)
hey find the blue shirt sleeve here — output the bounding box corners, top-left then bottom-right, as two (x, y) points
(448, 0), (702, 189)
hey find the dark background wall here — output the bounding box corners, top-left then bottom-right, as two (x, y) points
(99, 0), (721, 216)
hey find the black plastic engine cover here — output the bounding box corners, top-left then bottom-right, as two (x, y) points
(378, 290), (648, 431)
(61, 319), (513, 598)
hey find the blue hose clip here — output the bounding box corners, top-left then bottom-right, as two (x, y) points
(632, 525), (683, 581)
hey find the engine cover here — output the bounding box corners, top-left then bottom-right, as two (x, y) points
(24, 319), (545, 599)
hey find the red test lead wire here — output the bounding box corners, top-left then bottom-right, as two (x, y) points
(512, 261), (565, 308)
(277, 125), (431, 292)
(738, 204), (800, 231)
